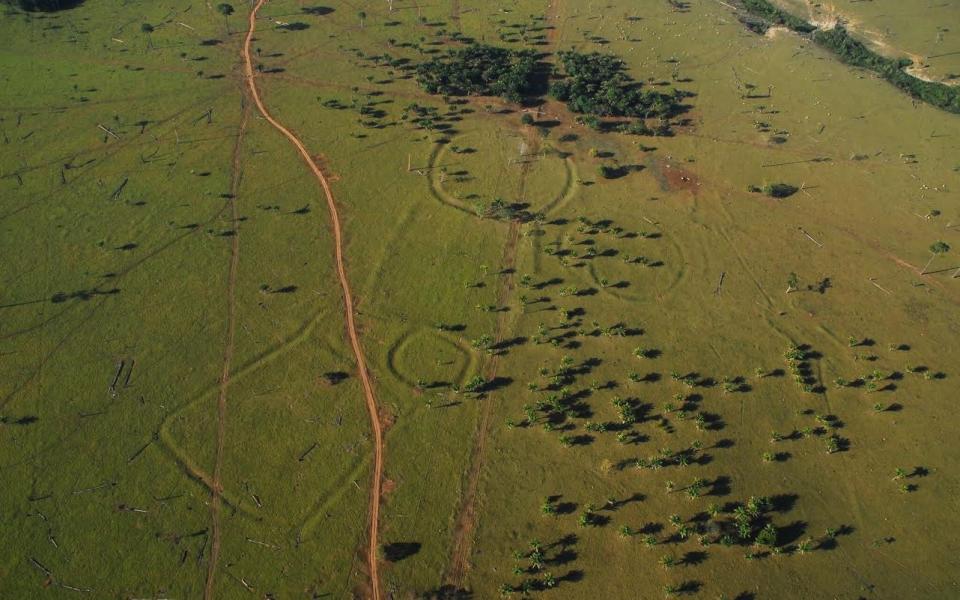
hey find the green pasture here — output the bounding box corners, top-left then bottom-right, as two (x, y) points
(2, 0), (959, 598)
(778, 0), (960, 83)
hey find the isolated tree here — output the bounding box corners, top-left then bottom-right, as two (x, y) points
(921, 241), (950, 274)
(786, 272), (799, 293)
(358, 10), (366, 28)
(762, 182), (798, 198)
(140, 23), (154, 49)
(217, 3), (235, 34)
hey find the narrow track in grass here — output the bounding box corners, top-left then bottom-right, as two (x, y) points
(444, 1), (567, 588)
(444, 220), (520, 588)
(203, 89), (251, 600)
(239, 2), (384, 599)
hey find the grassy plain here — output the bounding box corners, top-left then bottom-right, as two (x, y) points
(1, 0), (959, 598)
(777, 0), (960, 83)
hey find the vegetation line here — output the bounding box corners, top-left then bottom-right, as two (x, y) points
(242, 2), (384, 599)
(735, 0), (960, 113)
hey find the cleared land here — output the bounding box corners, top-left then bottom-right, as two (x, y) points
(1, 0), (959, 598)
(778, 0), (960, 84)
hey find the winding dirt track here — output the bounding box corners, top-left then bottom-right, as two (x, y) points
(240, 2), (384, 598)
(202, 101), (250, 600)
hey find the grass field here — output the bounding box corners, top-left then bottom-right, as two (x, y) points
(777, 0), (960, 83)
(2, 0), (959, 598)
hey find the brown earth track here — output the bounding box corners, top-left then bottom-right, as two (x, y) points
(239, 2), (385, 599)
(443, 219), (520, 588)
(443, 1), (567, 588)
(450, 0), (461, 29)
(202, 91), (251, 600)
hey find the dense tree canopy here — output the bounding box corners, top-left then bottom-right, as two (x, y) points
(416, 44), (540, 103)
(550, 51), (686, 120)
(741, 0), (815, 33)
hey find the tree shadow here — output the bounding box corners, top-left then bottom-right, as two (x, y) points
(382, 541), (420, 562)
(480, 376), (513, 393)
(777, 520), (807, 546)
(51, 288), (120, 304)
(302, 6), (334, 16)
(421, 585), (472, 599)
(768, 493), (798, 513)
(323, 371), (348, 385)
(1, 415), (38, 425)
(12, 0), (85, 11)
(277, 22), (310, 31)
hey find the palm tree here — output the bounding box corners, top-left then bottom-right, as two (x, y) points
(358, 10), (367, 28)
(922, 241), (950, 274)
(217, 3), (235, 34)
(542, 572), (557, 588)
(786, 272), (799, 293)
(140, 23), (154, 49)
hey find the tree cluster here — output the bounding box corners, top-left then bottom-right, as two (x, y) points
(549, 51), (687, 122)
(415, 44), (539, 103)
(741, 0), (815, 33)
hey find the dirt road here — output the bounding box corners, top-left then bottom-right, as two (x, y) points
(237, 2), (384, 598)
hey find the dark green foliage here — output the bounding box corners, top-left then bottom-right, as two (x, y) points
(580, 114), (602, 130)
(755, 523), (778, 547)
(416, 44), (539, 103)
(814, 27), (960, 114)
(814, 26), (911, 73)
(617, 120), (654, 135)
(741, 0), (815, 33)
(550, 51), (686, 120)
(762, 183), (798, 198)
